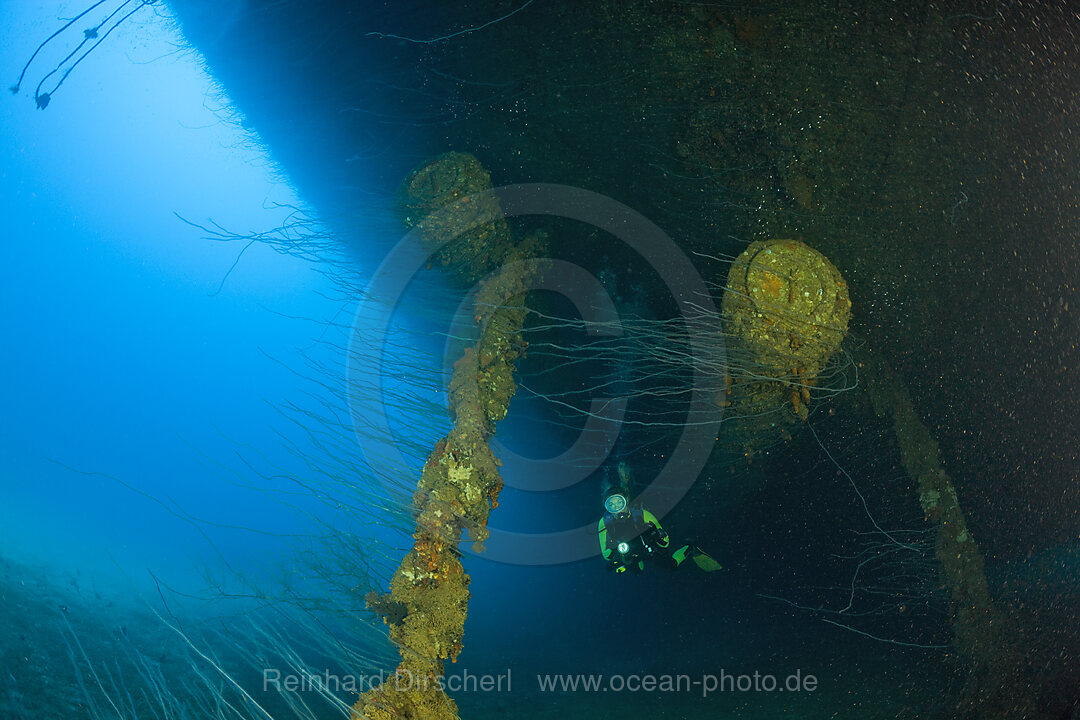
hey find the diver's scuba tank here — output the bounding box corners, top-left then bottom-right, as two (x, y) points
(600, 461), (635, 509)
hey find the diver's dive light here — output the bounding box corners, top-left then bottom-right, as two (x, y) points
(617, 541), (630, 554)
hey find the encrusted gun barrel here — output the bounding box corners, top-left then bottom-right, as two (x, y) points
(720, 239), (851, 451)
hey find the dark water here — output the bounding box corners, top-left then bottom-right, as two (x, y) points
(3, 1), (1079, 719)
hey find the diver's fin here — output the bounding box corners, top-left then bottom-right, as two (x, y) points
(691, 550), (722, 572)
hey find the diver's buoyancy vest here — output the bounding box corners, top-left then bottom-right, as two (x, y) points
(603, 508), (650, 546)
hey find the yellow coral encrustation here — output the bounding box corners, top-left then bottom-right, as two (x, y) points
(353, 155), (543, 720)
(398, 151), (518, 284)
(723, 238), (851, 380)
(719, 239), (851, 449)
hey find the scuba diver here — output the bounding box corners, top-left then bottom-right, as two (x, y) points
(597, 463), (722, 574)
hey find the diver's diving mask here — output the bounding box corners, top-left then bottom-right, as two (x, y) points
(604, 493), (628, 515)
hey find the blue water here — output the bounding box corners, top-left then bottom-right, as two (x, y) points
(1, 7), (445, 717)
(1, 3), (318, 584)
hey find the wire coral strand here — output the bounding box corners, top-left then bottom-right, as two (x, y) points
(9, 0), (109, 93)
(364, 0), (535, 44)
(36, 0), (151, 107)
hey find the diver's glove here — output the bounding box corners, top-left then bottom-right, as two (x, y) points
(642, 524), (669, 552)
